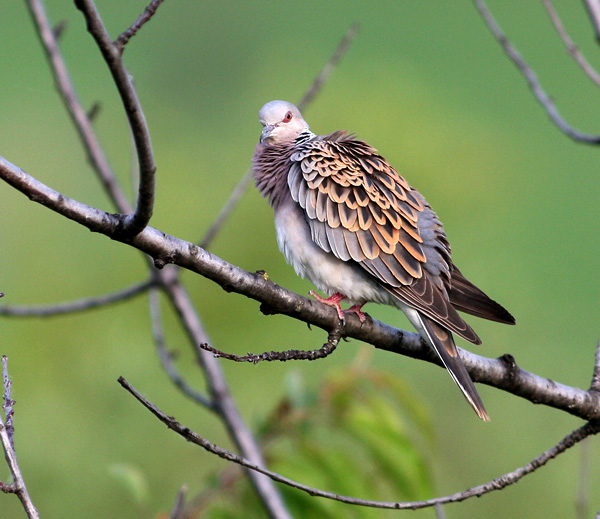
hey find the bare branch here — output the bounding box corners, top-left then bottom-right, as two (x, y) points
(149, 286), (214, 409)
(0, 357), (39, 519)
(199, 327), (342, 363)
(199, 22), (360, 251)
(473, 0), (600, 144)
(0, 279), (152, 317)
(120, 375), (600, 510)
(75, 0), (156, 234)
(114, 0), (166, 53)
(590, 340), (600, 392)
(543, 0), (600, 88)
(199, 168), (254, 250)
(297, 22), (359, 111)
(2, 154), (600, 421)
(26, 0), (132, 212)
(2, 357), (14, 449)
(583, 0), (600, 42)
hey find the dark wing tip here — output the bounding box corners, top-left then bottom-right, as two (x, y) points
(449, 267), (516, 325)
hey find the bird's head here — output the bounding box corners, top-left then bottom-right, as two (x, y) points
(258, 100), (309, 145)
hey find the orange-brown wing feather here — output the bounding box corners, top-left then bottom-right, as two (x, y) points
(288, 132), (481, 343)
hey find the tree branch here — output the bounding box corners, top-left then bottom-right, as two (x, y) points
(590, 340), (600, 393)
(75, 0), (156, 235)
(114, 0), (166, 54)
(0, 279), (151, 317)
(542, 0), (600, 88)
(0, 357), (39, 519)
(198, 327), (341, 363)
(119, 375), (600, 510)
(296, 22), (360, 112)
(1, 154), (599, 421)
(473, 0), (600, 144)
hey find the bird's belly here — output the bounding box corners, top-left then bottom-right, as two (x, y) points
(274, 199), (392, 305)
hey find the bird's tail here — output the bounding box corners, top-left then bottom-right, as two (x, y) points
(404, 307), (490, 421)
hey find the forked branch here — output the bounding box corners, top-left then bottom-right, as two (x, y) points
(75, 0), (156, 234)
(474, 0), (600, 144)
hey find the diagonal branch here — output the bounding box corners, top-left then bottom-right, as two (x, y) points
(114, 0), (166, 53)
(542, 0), (600, 88)
(119, 375), (600, 510)
(2, 154), (598, 421)
(297, 22), (360, 112)
(198, 327), (342, 363)
(473, 0), (600, 144)
(75, 0), (156, 235)
(0, 279), (152, 317)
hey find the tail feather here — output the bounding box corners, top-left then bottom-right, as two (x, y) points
(404, 306), (489, 421)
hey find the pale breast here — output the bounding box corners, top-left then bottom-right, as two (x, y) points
(274, 196), (395, 306)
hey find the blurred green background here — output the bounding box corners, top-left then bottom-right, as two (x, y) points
(2, 1), (600, 517)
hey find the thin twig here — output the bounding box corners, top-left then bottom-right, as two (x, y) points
(183, 464), (243, 517)
(0, 357), (39, 519)
(149, 286), (214, 409)
(473, 0), (600, 144)
(198, 22), (360, 251)
(297, 22), (359, 112)
(199, 328), (342, 363)
(26, 0), (132, 212)
(120, 375), (600, 510)
(0, 279), (152, 317)
(114, 0), (166, 53)
(75, 0), (156, 235)
(169, 484), (188, 519)
(590, 340), (600, 392)
(542, 0), (600, 88)
(198, 169), (254, 250)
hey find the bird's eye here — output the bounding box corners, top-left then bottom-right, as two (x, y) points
(282, 111), (293, 123)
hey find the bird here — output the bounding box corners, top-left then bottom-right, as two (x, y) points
(252, 100), (515, 421)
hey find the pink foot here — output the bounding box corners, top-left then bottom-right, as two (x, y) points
(309, 291), (346, 320)
(347, 303), (367, 324)
(309, 292), (367, 323)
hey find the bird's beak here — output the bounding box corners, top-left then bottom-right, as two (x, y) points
(260, 124), (275, 143)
